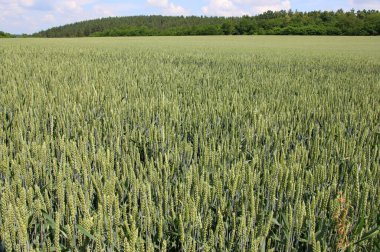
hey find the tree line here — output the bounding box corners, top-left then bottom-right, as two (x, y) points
(30, 9), (380, 37)
(0, 31), (14, 38)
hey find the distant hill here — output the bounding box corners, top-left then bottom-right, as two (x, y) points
(33, 10), (380, 37)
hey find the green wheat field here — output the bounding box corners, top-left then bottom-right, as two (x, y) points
(0, 36), (379, 251)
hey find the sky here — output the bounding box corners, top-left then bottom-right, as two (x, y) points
(1, 0), (380, 34)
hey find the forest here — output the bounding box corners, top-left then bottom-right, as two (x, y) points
(0, 31), (14, 38)
(32, 9), (380, 37)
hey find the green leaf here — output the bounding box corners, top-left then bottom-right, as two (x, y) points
(298, 238), (309, 243)
(353, 227), (380, 246)
(77, 224), (96, 240)
(280, 213), (289, 230)
(42, 211), (67, 238)
(42, 211), (56, 229)
(260, 237), (266, 252)
(271, 218), (281, 227)
(353, 215), (366, 236)
(272, 234), (282, 242)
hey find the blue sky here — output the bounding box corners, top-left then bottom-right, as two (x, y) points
(1, 0), (380, 34)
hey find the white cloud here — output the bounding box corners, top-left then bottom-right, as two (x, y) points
(92, 3), (135, 17)
(0, 0), (137, 34)
(147, 0), (189, 15)
(56, 1), (82, 13)
(147, 0), (169, 8)
(42, 13), (55, 22)
(349, 0), (380, 9)
(20, 0), (35, 7)
(201, 0), (247, 16)
(202, 0), (291, 16)
(165, 2), (188, 15)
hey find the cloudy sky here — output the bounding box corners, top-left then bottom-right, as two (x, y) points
(1, 0), (380, 34)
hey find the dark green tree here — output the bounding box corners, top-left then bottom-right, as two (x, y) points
(31, 10), (380, 37)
